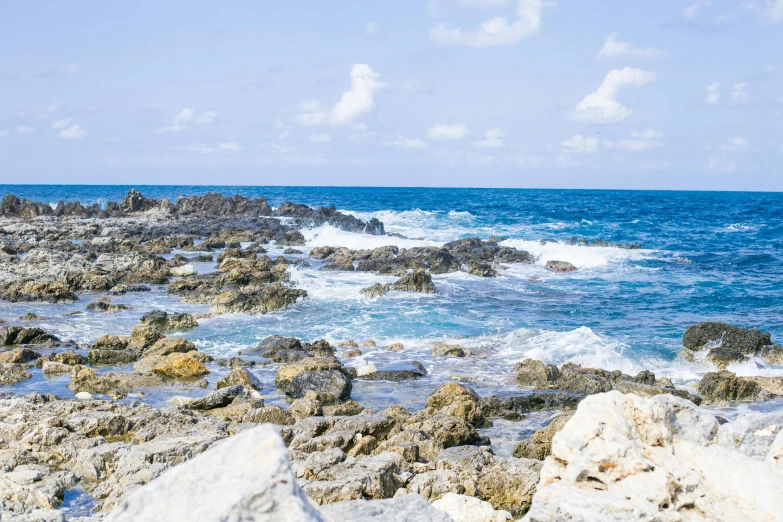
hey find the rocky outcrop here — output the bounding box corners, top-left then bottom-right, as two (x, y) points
(697, 370), (783, 404)
(682, 322), (783, 369)
(514, 359), (699, 404)
(104, 425), (325, 522)
(522, 391), (783, 522)
(390, 269), (436, 294)
(0, 326), (59, 346)
(320, 494), (452, 521)
(544, 260), (576, 273)
(138, 310), (198, 332)
(513, 414), (573, 460)
(431, 492), (513, 522)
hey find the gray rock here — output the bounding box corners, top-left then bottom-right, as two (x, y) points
(187, 385), (244, 411)
(320, 494), (453, 521)
(738, 411), (783, 458)
(104, 425), (324, 522)
(286, 370), (352, 400)
(360, 361), (427, 382)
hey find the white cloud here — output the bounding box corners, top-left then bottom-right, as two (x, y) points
(428, 123), (469, 140)
(730, 82), (750, 104)
(309, 133), (332, 143)
(596, 33), (666, 61)
(617, 129), (665, 151)
(59, 124), (88, 139)
(430, 0), (551, 48)
(461, 0), (514, 6)
(218, 142), (242, 152)
(0, 130), (9, 137)
(15, 126), (35, 135)
(278, 131), (291, 140)
(401, 79), (425, 92)
(297, 64), (386, 127)
(705, 82), (720, 104)
(158, 108), (217, 132)
(561, 135), (600, 153)
(189, 143), (213, 154)
(472, 128), (505, 148)
(51, 119), (71, 130)
(719, 136), (750, 151)
(383, 137), (428, 149)
(365, 21), (382, 37)
(682, 0), (711, 20)
(571, 67), (656, 124)
(59, 63), (80, 75)
(763, 0), (783, 23)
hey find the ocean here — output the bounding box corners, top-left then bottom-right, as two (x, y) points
(2, 185), (782, 420)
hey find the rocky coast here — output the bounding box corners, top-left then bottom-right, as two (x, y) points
(1, 190), (782, 521)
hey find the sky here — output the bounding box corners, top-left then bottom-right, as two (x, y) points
(1, 0), (782, 190)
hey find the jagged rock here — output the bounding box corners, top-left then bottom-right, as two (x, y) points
(41, 361), (73, 375)
(141, 336), (196, 358)
(88, 349), (138, 365)
(86, 298), (130, 313)
(151, 353), (209, 380)
(242, 405), (295, 425)
(138, 310), (198, 332)
(0, 326), (59, 346)
(0, 347), (40, 364)
(360, 283), (389, 298)
(216, 368), (262, 391)
(466, 261), (498, 278)
(286, 370), (352, 400)
(126, 325), (164, 352)
(209, 284), (307, 315)
(103, 425), (323, 521)
(0, 464), (76, 515)
(390, 269), (435, 293)
(275, 358), (344, 388)
(425, 382), (487, 427)
(252, 335), (335, 362)
(187, 385), (245, 411)
(522, 391), (783, 522)
(0, 362), (32, 385)
(93, 335), (129, 351)
(544, 260), (576, 273)
(682, 322), (783, 368)
(697, 370), (779, 404)
(513, 414), (573, 460)
(359, 361), (427, 382)
(432, 343), (468, 357)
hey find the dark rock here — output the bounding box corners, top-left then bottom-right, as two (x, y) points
(0, 326), (59, 346)
(466, 261), (498, 277)
(286, 370), (352, 400)
(360, 283), (389, 298)
(138, 310), (198, 332)
(545, 260), (577, 273)
(188, 385), (244, 410)
(698, 371), (774, 403)
(390, 269), (435, 293)
(360, 361), (427, 381)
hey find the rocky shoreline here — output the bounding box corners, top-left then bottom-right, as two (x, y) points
(1, 190), (782, 521)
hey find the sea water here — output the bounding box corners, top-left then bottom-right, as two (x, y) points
(1, 186), (782, 433)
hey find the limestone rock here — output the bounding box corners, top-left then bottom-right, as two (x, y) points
(216, 367), (262, 391)
(320, 494), (452, 522)
(432, 343), (468, 357)
(522, 391), (783, 522)
(152, 352), (209, 380)
(0, 362), (33, 385)
(513, 414), (573, 460)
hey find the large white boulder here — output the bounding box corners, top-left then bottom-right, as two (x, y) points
(170, 264), (196, 277)
(523, 391), (783, 522)
(105, 424), (324, 522)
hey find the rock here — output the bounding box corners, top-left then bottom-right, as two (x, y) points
(0, 464), (76, 515)
(19, 312), (44, 321)
(682, 322), (783, 367)
(75, 392), (93, 400)
(390, 269), (435, 293)
(683, 322), (771, 352)
(432, 343), (468, 357)
(466, 261), (498, 278)
(87, 298), (130, 313)
(169, 264), (196, 277)
(275, 357), (343, 388)
(152, 353), (209, 380)
(356, 364), (378, 377)
(104, 425), (324, 522)
(0, 362), (32, 384)
(142, 336), (197, 358)
(126, 325), (164, 352)
(432, 493), (513, 522)
(0, 326), (59, 346)
(88, 349), (138, 365)
(217, 357), (255, 368)
(360, 283), (389, 298)
(320, 494), (452, 522)
(738, 411), (783, 458)
(289, 396), (323, 421)
(342, 349), (362, 358)
(425, 382), (487, 427)
(0, 347), (40, 363)
(389, 343), (404, 351)
(698, 370), (780, 404)
(216, 368), (262, 391)
(242, 405), (295, 425)
(138, 310), (198, 332)
(93, 335), (129, 351)
(359, 361), (427, 381)
(286, 370), (352, 400)
(513, 414), (573, 460)
(41, 361), (73, 375)
(187, 385), (245, 411)
(254, 335), (309, 362)
(209, 284), (307, 315)
(522, 391), (783, 522)
(544, 260), (576, 273)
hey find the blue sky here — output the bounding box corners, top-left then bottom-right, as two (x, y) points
(1, 0), (782, 189)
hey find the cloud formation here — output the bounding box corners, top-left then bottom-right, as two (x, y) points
(561, 134), (600, 153)
(383, 137), (428, 149)
(159, 108), (217, 132)
(59, 124), (88, 139)
(297, 65), (385, 126)
(571, 67), (656, 124)
(430, 0), (550, 48)
(309, 133), (331, 143)
(616, 129), (664, 151)
(596, 33), (666, 61)
(472, 128), (505, 148)
(705, 83), (720, 104)
(428, 123), (469, 140)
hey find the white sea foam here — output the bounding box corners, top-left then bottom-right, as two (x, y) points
(302, 224), (440, 249)
(500, 239), (655, 269)
(722, 223), (760, 232)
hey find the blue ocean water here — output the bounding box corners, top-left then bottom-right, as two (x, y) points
(2, 185), (782, 411)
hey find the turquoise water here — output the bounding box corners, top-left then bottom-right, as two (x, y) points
(2, 185), (782, 409)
